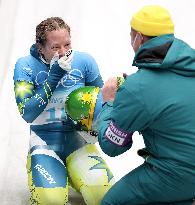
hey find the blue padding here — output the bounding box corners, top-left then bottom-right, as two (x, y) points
(31, 154), (67, 188)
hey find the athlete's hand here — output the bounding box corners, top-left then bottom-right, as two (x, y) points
(50, 49), (74, 72)
(58, 49), (73, 72)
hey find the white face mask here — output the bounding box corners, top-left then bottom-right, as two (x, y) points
(131, 32), (139, 48)
(131, 32), (143, 52)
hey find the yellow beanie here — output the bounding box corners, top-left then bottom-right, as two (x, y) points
(130, 5), (174, 36)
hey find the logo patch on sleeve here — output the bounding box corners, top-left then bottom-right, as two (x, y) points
(105, 121), (133, 146)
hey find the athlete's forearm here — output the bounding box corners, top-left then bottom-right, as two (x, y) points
(15, 63), (66, 123)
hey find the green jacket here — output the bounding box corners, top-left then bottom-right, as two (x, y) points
(98, 34), (195, 180)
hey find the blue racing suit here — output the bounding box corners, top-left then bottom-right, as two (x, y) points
(14, 45), (115, 205)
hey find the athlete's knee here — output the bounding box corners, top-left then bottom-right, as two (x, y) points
(27, 144), (69, 205)
(66, 144), (115, 205)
